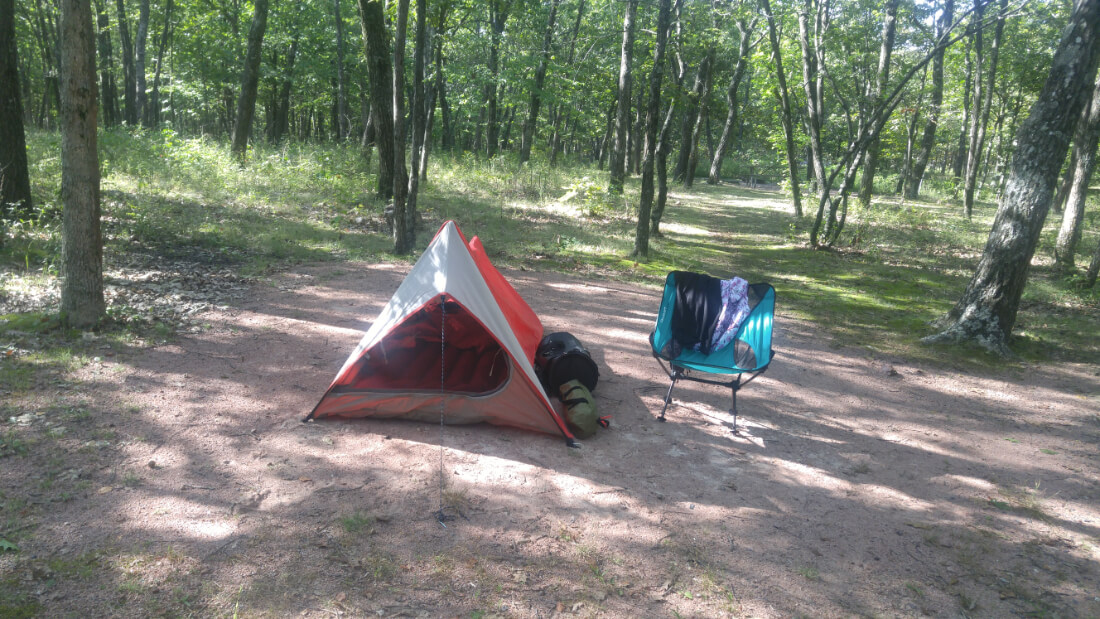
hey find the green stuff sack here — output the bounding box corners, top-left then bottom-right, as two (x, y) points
(559, 380), (600, 439)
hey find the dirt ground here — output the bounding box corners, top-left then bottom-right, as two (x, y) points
(2, 261), (1099, 618)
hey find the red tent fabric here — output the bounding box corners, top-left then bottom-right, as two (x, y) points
(307, 221), (572, 441)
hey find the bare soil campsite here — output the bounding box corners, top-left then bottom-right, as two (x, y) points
(3, 176), (1099, 618)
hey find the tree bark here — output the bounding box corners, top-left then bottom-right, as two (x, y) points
(759, 0), (801, 216)
(519, 0), (559, 163)
(608, 0), (638, 194)
(927, 0), (1100, 353)
(115, 0), (136, 124)
(905, 0), (954, 199)
(391, 0), (411, 253)
(1, 0), (32, 220)
(856, 0), (899, 206)
(134, 0), (149, 126)
(434, 5), (453, 152)
(93, 0), (118, 127)
(800, 0), (831, 246)
(1054, 74), (1100, 271)
(231, 0), (270, 156)
(952, 35), (973, 186)
(59, 0), (105, 328)
(633, 0), (672, 258)
(709, 18), (756, 185)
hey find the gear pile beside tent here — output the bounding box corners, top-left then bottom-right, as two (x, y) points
(307, 221), (576, 443)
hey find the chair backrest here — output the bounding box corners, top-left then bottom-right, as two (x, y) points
(650, 273), (775, 373)
(735, 283), (775, 370)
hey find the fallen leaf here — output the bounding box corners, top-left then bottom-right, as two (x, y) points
(299, 477), (312, 482)
(98, 486), (114, 494)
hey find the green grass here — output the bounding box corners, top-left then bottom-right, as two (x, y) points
(3, 128), (1099, 366)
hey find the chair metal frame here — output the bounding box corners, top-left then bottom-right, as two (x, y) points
(649, 274), (776, 433)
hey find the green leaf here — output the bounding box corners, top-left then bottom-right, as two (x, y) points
(0, 538), (18, 552)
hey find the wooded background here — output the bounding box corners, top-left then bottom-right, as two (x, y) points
(2, 0), (1099, 350)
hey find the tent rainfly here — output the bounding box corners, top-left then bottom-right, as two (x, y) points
(307, 221), (575, 444)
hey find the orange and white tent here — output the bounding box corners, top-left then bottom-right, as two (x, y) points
(307, 221), (574, 442)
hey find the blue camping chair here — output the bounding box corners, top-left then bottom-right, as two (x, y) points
(649, 272), (776, 432)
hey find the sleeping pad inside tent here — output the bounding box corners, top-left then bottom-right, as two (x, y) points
(306, 220), (574, 442)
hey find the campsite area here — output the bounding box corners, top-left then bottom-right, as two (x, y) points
(3, 161), (1100, 616)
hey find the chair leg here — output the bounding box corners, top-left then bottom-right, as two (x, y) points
(658, 372), (680, 422)
(729, 376), (741, 434)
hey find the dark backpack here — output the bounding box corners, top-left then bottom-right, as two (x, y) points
(534, 332), (600, 395)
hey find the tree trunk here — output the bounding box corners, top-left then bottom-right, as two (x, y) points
(391, 0), (411, 253)
(358, 0), (394, 197)
(906, 0), (954, 199)
(673, 54), (709, 182)
(93, 0), (118, 127)
(856, 0), (899, 206)
(59, 0), (105, 328)
(759, 0), (801, 216)
(134, 0), (148, 125)
(146, 0), (172, 128)
(952, 36), (973, 186)
(633, 0), (672, 258)
(800, 0), (831, 246)
(434, 9), (453, 152)
(550, 0), (585, 165)
(963, 0), (1005, 217)
(231, 0), (269, 155)
(519, 0), (558, 163)
(1054, 74), (1100, 271)
(1, 0), (32, 220)
(406, 0), (426, 224)
(709, 18), (755, 185)
(115, 0), (136, 124)
(608, 0), (637, 194)
(1051, 150), (1075, 214)
(273, 28), (299, 143)
(485, 0), (509, 158)
(333, 0), (349, 140)
(926, 0), (1100, 353)
(683, 46), (715, 189)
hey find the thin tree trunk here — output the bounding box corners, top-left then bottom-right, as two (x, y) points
(857, 0), (899, 206)
(906, 0), (954, 199)
(927, 0), (1100, 352)
(964, 0), (1005, 217)
(800, 0), (831, 246)
(94, 0), (117, 127)
(231, 0), (269, 156)
(1051, 150), (1076, 214)
(115, 0), (135, 124)
(333, 0), (349, 140)
(709, 18), (756, 185)
(146, 0), (172, 127)
(434, 9), (453, 152)
(609, 0), (638, 193)
(357, 0), (394, 197)
(59, 0), (105, 327)
(273, 28), (299, 143)
(1, 0), (33, 219)
(391, 0), (411, 252)
(485, 0), (509, 158)
(952, 35), (973, 186)
(519, 0), (558, 163)
(134, 0), (148, 125)
(406, 0), (426, 225)
(759, 0), (801, 216)
(550, 0), (584, 165)
(683, 45), (715, 189)
(634, 0), (672, 257)
(1054, 74), (1100, 271)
